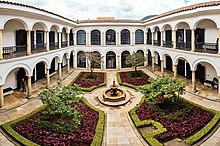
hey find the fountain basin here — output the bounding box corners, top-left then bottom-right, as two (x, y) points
(103, 88), (126, 102)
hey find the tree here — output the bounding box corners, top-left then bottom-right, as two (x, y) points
(38, 82), (83, 134)
(139, 76), (186, 106)
(80, 51), (103, 77)
(125, 52), (145, 76)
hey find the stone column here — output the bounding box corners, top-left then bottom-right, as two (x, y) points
(117, 55), (120, 70)
(161, 60), (164, 76)
(58, 32), (62, 48)
(58, 63), (62, 80)
(46, 31), (50, 52)
(191, 29), (195, 52)
(101, 55), (104, 71)
(173, 30), (176, 49)
(27, 76), (32, 96)
(145, 53), (148, 67)
(132, 32), (135, 45)
(0, 85), (4, 108)
(46, 69), (50, 88)
(102, 32), (105, 46)
(173, 64), (177, 79)
(192, 70), (196, 91)
(152, 56), (155, 71)
(27, 30), (32, 55)
(151, 32), (154, 45)
(72, 55), (75, 69)
(87, 32), (89, 46)
(67, 33), (70, 47)
(161, 31), (164, 47)
(0, 29), (3, 60)
(67, 58), (70, 73)
(218, 29), (220, 54)
(117, 32), (120, 46)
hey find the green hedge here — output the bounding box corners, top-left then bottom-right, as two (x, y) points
(117, 71), (144, 90)
(129, 96), (220, 146)
(70, 72), (107, 92)
(1, 98), (105, 146)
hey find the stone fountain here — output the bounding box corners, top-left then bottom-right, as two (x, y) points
(98, 79), (131, 106)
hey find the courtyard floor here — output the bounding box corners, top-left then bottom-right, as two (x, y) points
(0, 67), (220, 146)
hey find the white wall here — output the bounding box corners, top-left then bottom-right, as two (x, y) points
(3, 69), (18, 89)
(201, 62), (217, 81)
(3, 20), (25, 46)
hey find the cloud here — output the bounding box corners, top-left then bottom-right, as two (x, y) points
(8, 0), (212, 20)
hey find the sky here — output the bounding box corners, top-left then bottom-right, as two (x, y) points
(9, 0), (213, 20)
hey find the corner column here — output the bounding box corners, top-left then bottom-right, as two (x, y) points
(192, 70), (196, 91)
(67, 33), (70, 47)
(173, 64), (177, 79)
(27, 30), (32, 55)
(117, 32), (120, 46)
(132, 32), (135, 45)
(151, 56), (155, 71)
(151, 32), (154, 45)
(161, 60), (164, 76)
(0, 29), (3, 60)
(27, 76), (32, 96)
(0, 85), (4, 108)
(46, 69), (50, 88)
(58, 63), (62, 80)
(46, 31), (50, 52)
(173, 30), (176, 49)
(58, 32), (62, 48)
(102, 32), (105, 46)
(191, 29), (195, 52)
(161, 31), (164, 47)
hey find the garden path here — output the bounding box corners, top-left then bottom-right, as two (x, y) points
(84, 71), (148, 146)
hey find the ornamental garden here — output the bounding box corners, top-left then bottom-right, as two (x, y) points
(1, 52), (220, 146)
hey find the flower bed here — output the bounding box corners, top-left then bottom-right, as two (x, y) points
(2, 98), (105, 146)
(117, 70), (149, 88)
(72, 72), (107, 92)
(136, 100), (214, 143)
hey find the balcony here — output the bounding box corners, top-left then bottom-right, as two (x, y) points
(163, 41), (173, 48)
(195, 42), (218, 54)
(62, 41), (68, 48)
(3, 45), (27, 59)
(69, 40), (74, 46)
(176, 42), (191, 51)
(49, 42), (59, 50)
(147, 40), (152, 45)
(32, 43), (46, 54)
(153, 40), (161, 46)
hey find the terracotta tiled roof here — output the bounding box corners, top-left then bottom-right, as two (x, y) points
(145, 1), (220, 23)
(77, 19), (144, 24)
(0, 1), (76, 23)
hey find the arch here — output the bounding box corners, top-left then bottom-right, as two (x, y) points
(162, 53), (173, 72)
(3, 63), (31, 83)
(137, 50), (144, 66)
(121, 29), (130, 45)
(161, 24), (172, 31)
(106, 51), (116, 69)
(153, 51), (161, 66)
(135, 29), (144, 44)
(174, 55), (191, 67)
(192, 58), (218, 73)
(77, 30), (86, 45)
(91, 29), (101, 45)
(121, 50), (131, 68)
(62, 27), (69, 33)
(152, 26), (160, 32)
(106, 29), (116, 45)
(77, 51), (86, 68)
(92, 51), (101, 69)
(50, 25), (60, 32)
(2, 18), (28, 30)
(49, 54), (62, 64)
(194, 18), (218, 29)
(31, 58), (49, 74)
(174, 21), (190, 30)
(31, 22), (48, 31)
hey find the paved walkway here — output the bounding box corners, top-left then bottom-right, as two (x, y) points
(0, 68), (220, 146)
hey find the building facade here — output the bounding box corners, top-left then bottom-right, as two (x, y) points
(1, 1), (220, 108)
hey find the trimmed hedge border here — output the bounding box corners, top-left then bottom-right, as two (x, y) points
(129, 96), (220, 146)
(1, 98), (105, 146)
(70, 72), (107, 92)
(117, 71), (147, 90)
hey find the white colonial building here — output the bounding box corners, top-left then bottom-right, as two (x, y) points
(1, 1), (220, 108)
